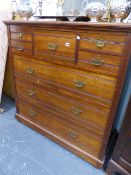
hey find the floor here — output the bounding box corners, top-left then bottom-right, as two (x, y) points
(0, 95), (105, 175)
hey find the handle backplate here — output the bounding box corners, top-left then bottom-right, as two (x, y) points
(17, 32), (24, 38)
(48, 43), (58, 51)
(27, 67), (35, 74)
(72, 107), (82, 116)
(91, 55), (104, 66)
(16, 46), (24, 51)
(96, 40), (105, 49)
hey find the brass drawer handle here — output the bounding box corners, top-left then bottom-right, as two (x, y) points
(16, 46), (24, 51)
(28, 109), (37, 117)
(74, 80), (86, 88)
(91, 55), (104, 66)
(91, 58), (104, 66)
(27, 66), (35, 74)
(17, 32), (24, 38)
(96, 40), (105, 49)
(69, 131), (79, 138)
(48, 43), (58, 51)
(27, 89), (36, 96)
(72, 107), (82, 116)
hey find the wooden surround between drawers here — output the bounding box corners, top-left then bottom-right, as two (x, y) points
(4, 21), (131, 168)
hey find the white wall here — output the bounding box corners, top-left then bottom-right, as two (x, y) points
(0, 0), (12, 11)
(0, 0), (12, 103)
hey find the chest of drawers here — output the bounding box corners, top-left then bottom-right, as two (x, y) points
(4, 21), (131, 168)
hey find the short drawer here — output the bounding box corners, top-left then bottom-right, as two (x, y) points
(79, 32), (126, 55)
(77, 51), (121, 77)
(34, 29), (77, 59)
(11, 40), (32, 56)
(13, 55), (117, 104)
(15, 78), (110, 133)
(11, 32), (32, 42)
(80, 32), (127, 43)
(17, 99), (103, 157)
(10, 26), (32, 33)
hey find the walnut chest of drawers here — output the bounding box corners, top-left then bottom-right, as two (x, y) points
(4, 21), (131, 168)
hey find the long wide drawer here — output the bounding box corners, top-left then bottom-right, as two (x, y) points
(15, 77), (110, 133)
(17, 98), (103, 157)
(13, 55), (117, 105)
(15, 73), (110, 113)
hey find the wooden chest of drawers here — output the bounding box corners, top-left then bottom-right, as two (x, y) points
(4, 21), (131, 168)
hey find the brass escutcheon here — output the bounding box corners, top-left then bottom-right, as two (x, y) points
(28, 109), (37, 117)
(74, 80), (86, 88)
(69, 131), (79, 138)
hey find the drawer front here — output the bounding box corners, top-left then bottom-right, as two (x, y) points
(13, 56), (117, 104)
(78, 51), (121, 77)
(80, 39), (125, 55)
(10, 26), (32, 33)
(34, 29), (77, 38)
(15, 78), (109, 133)
(11, 33), (32, 42)
(11, 41), (32, 55)
(15, 74), (111, 113)
(79, 32), (126, 55)
(17, 99), (103, 157)
(80, 32), (127, 43)
(32, 52), (75, 65)
(34, 29), (76, 58)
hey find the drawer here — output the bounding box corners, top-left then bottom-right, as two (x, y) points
(77, 51), (121, 77)
(15, 73), (111, 113)
(11, 41), (32, 56)
(80, 32), (127, 43)
(15, 78), (109, 133)
(32, 52), (75, 65)
(17, 99), (103, 157)
(34, 29), (77, 58)
(11, 33), (32, 42)
(13, 56), (117, 104)
(10, 26), (32, 33)
(34, 29), (77, 38)
(79, 32), (126, 55)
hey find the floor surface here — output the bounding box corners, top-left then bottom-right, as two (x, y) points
(0, 95), (105, 175)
